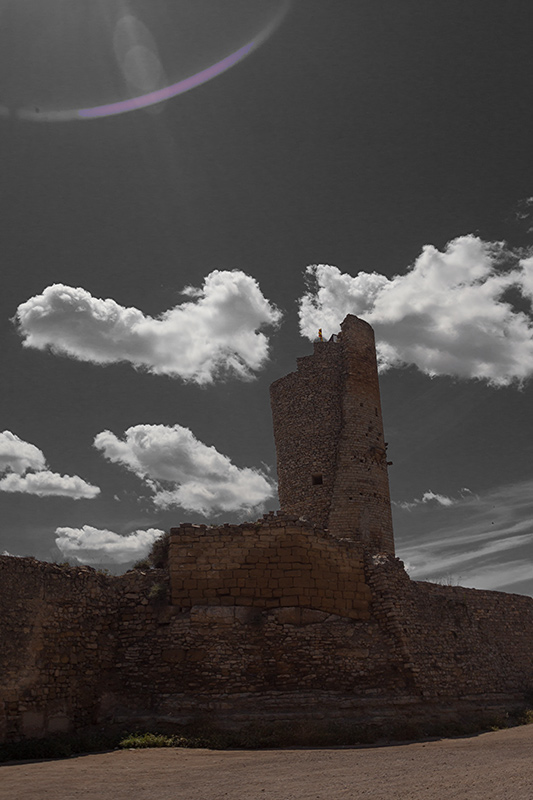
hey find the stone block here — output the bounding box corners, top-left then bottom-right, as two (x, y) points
(276, 608), (302, 625)
(162, 648), (186, 662)
(234, 606), (263, 625)
(22, 711), (45, 737)
(278, 577), (295, 589)
(190, 605), (236, 625)
(48, 714), (71, 733)
(186, 649), (206, 662)
(300, 608), (329, 624)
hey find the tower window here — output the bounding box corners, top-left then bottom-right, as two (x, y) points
(311, 474), (323, 486)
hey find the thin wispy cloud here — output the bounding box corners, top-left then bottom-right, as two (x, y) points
(16, 270), (282, 384)
(456, 561), (533, 593)
(514, 196), (533, 234)
(55, 525), (164, 565)
(395, 478), (533, 594)
(94, 423), (275, 516)
(299, 235), (533, 386)
(0, 430), (99, 499)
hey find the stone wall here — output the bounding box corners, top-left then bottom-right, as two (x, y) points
(270, 339), (343, 530)
(2, 551), (533, 743)
(168, 517), (372, 620)
(0, 555), (168, 743)
(368, 555), (533, 699)
(327, 316), (394, 553)
(270, 315), (394, 553)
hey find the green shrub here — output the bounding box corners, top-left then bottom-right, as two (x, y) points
(149, 532), (170, 569)
(133, 557), (152, 570)
(133, 531), (170, 571)
(518, 708), (533, 725)
(148, 582), (168, 603)
(120, 733), (175, 748)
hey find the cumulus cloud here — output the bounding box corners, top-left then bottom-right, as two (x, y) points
(16, 271), (282, 384)
(0, 430), (46, 474)
(0, 430), (100, 499)
(94, 423), (275, 516)
(55, 525), (164, 565)
(0, 471), (99, 499)
(299, 235), (533, 386)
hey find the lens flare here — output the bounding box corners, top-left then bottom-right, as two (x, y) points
(0, 0), (291, 123)
(78, 40), (255, 120)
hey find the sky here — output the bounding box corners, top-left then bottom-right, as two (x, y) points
(2, 0), (533, 595)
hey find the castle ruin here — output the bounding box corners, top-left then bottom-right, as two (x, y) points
(1, 315), (533, 743)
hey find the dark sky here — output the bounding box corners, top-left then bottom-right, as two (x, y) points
(2, 0), (533, 593)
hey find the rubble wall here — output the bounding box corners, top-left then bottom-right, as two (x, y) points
(2, 550), (533, 743)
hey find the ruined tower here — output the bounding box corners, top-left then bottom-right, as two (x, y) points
(270, 314), (394, 554)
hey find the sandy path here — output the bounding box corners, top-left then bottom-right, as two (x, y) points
(2, 725), (533, 800)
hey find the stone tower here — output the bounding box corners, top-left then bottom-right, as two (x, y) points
(270, 314), (394, 554)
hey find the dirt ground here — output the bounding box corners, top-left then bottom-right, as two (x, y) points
(2, 725), (533, 800)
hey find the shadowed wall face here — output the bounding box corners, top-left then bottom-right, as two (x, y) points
(270, 315), (394, 554)
(169, 522), (371, 619)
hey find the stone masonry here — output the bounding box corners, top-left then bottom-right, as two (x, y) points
(270, 315), (394, 554)
(169, 518), (371, 620)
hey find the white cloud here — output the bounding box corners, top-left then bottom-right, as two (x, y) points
(0, 471), (100, 499)
(396, 488), (471, 511)
(0, 430), (100, 499)
(55, 525), (164, 565)
(94, 423), (275, 516)
(299, 235), (533, 386)
(16, 271), (282, 384)
(0, 430), (46, 474)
